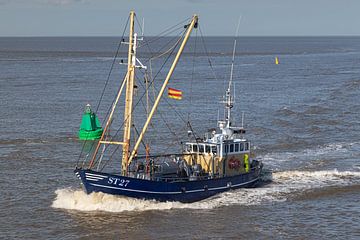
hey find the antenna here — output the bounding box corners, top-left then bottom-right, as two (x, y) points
(222, 16), (242, 129)
(228, 16), (242, 90)
(233, 82), (236, 103)
(141, 17), (145, 37)
(241, 111), (245, 128)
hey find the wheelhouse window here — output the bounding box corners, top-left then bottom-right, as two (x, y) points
(186, 144), (192, 152)
(245, 142), (250, 151)
(211, 146), (217, 154)
(224, 144), (229, 153)
(188, 144), (218, 154)
(240, 143), (244, 151)
(199, 145), (204, 153)
(205, 145), (211, 153)
(230, 144), (234, 153)
(235, 143), (239, 152)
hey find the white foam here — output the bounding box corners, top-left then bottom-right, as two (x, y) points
(52, 169), (360, 213)
(52, 188), (219, 212)
(303, 143), (349, 156)
(260, 141), (359, 168)
(271, 169), (360, 193)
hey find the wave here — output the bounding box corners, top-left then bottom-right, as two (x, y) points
(302, 142), (350, 156)
(260, 142), (358, 168)
(60, 57), (113, 62)
(52, 169), (360, 213)
(0, 136), (77, 145)
(275, 107), (300, 117)
(303, 105), (331, 115)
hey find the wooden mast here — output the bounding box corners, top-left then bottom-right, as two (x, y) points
(122, 10), (136, 175)
(127, 15), (198, 167)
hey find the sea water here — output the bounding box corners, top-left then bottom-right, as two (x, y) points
(1, 36), (360, 239)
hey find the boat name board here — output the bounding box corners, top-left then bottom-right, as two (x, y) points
(108, 177), (130, 187)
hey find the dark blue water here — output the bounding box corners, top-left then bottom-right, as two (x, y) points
(1, 36), (360, 239)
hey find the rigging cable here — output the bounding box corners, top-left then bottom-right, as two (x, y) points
(82, 17), (187, 168)
(93, 19), (218, 169)
(139, 26), (203, 144)
(76, 15), (130, 167)
(188, 26), (198, 123)
(136, 74), (180, 140)
(95, 15), (130, 113)
(135, 16), (191, 47)
(95, 28), (187, 170)
(198, 25), (220, 83)
(98, 23), (222, 168)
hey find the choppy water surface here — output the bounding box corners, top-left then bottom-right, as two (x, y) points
(1, 36), (360, 239)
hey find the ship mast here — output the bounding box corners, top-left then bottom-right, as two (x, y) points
(222, 17), (241, 129)
(126, 15), (199, 169)
(122, 10), (136, 174)
(88, 12), (197, 175)
(88, 11), (147, 171)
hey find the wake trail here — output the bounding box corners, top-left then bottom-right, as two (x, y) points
(52, 169), (360, 213)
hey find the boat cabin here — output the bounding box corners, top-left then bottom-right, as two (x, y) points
(182, 136), (251, 177)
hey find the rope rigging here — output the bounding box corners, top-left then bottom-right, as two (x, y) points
(135, 16), (191, 48)
(79, 16), (222, 170)
(91, 25), (188, 169)
(80, 18), (189, 168)
(76, 15), (130, 167)
(188, 25), (198, 123)
(198, 25), (220, 85)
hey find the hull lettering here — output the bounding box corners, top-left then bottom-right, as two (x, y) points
(108, 177), (130, 187)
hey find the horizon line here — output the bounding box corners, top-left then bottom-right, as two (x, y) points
(1, 34), (360, 38)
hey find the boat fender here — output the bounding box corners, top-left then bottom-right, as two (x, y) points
(244, 154), (249, 172)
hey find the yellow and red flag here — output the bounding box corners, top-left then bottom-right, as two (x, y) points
(168, 87), (182, 100)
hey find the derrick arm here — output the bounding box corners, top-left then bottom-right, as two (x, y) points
(126, 15), (199, 169)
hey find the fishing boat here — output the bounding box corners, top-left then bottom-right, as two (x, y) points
(74, 11), (263, 203)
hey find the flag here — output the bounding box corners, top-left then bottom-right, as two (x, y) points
(168, 87), (182, 100)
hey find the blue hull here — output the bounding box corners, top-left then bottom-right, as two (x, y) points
(75, 161), (263, 203)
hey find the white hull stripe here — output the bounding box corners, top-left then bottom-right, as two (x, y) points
(85, 177), (100, 181)
(85, 173), (108, 178)
(199, 178), (259, 192)
(85, 175), (105, 180)
(88, 177), (259, 195)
